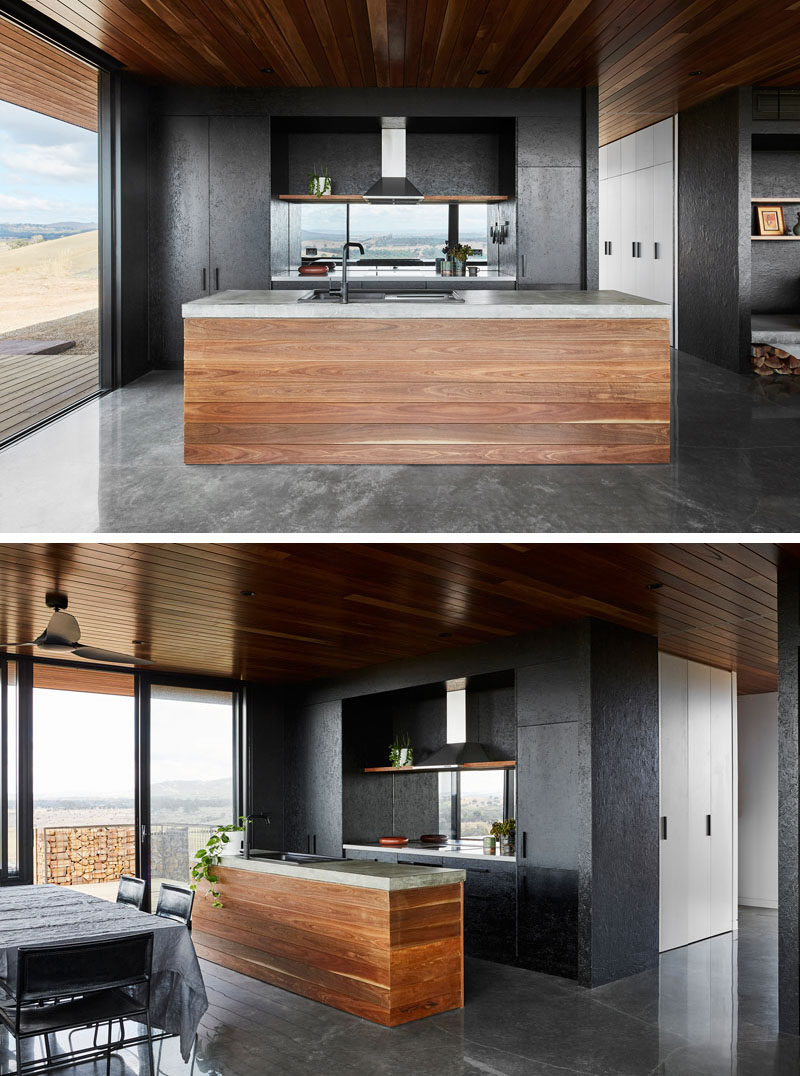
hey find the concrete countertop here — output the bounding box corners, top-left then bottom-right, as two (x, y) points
(183, 288), (670, 319)
(344, 842), (516, 863)
(220, 854), (466, 891)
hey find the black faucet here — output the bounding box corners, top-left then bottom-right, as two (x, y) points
(338, 242), (365, 304)
(244, 812), (271, 858)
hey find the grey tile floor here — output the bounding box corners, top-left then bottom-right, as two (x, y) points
(1, 352), (800, 533)
(5, 908), (795, 1076)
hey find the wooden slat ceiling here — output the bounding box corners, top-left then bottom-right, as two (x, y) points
(0, 15), (97, 131)
(16, 1), (800, 143)
(0, 543), (782, 694)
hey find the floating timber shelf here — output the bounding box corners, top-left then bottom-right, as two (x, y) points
(752, 197), (800, 202)
(279, 194), (509, 203)
(752, 235), (800, 240)
(364, 760), (515, 773)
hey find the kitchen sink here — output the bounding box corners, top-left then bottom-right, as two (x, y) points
(247, 850), (342, 864)
(297, 289), (464, 303)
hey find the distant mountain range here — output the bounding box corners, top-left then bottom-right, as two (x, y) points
(36, 776), (231, 810)
(0, 222), (98, 240)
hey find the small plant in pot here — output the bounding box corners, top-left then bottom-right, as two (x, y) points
(191, 816), (249, 908)
(389, 731), (414, 768)
(442, 243), (474, 276)
(490, 818), (516, 856)
(307, 165), (331, 198)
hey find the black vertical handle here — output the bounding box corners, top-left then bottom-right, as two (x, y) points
(637, 242), (642, 258)
(660, 816), (668, 840)
(313, 834), (317, 854)
(632, 241), (636, 258)
(521, 254), (526, 277)
(522, 831), (527, 858)
(215, 267), (220, 291)
(201, 267), (207, 292)
(608, 241), (612, 255)
(706, 814), (711, 836)
(654, 242), (660, 259)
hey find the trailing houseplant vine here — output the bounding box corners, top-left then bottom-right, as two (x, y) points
(191, 816), (249, 908)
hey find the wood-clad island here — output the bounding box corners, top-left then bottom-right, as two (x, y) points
(192, 857), (465, 1027)
(183, 290), (671, 465)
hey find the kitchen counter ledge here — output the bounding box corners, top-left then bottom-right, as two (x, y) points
(221, 854), (465, 890)
(183, 288), (669, 319)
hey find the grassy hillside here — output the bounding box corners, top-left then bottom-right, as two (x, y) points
(0, 229), (98, 333)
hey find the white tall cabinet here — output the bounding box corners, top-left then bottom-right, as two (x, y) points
(599, 118), (674, 336)
(658, 653), (737, 953)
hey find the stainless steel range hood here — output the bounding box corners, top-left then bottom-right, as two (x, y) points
(413, 740), (492, 770)
(363, 118), (424, 204)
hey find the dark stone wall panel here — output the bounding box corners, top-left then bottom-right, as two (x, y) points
(586, 620), (660, 987)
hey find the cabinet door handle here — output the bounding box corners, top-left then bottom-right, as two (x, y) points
(201, 267), (207, 291)
(638, 242), (642, 258)
(706, 814), (711, 837)
(313, 834), (317, 854)
(654, 242), (660, 259)
(660, 816), (668, 840)
(608, 241), (612, 255)
(632, 241), (636, 258)
(214, 267), (220, 291)
(521, 254), (526, 277)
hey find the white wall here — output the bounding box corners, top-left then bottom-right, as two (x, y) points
(737, 693), (778, 909)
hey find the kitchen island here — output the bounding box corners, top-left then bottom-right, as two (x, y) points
(183, 289), (671, 464)
(192, 856), (465, 1027)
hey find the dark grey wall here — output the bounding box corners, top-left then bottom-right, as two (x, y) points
(777, 561), (800, 1034)
(115, 74), (150, 385)
(283, 699), (342, 857)
(246, 684), (285, 852)
(678, 88), (751, 373)
(750, 149), (800, 313)
(585, 620), (660, 987)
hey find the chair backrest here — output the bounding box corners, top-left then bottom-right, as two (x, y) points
(16, 932), (154, 1005)
(116, 874), (146, 909)
(155, 882), (194, 925)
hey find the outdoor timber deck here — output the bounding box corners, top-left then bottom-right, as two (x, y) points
(0, 350), (98, 442)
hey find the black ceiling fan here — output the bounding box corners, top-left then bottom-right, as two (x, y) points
(0, 592), (152, 666)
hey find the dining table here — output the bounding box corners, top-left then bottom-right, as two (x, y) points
(0, 885), (208, 1061)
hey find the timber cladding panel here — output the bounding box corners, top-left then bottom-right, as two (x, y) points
(192, 867), (464, 1026)
(184, 318), (671, 464)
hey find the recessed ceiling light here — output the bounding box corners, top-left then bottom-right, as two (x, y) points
(240, 590), (256, 597)
(477, 69), (490, 75)
(645, 582), (664, 590)
(689, 70), (703, 76)
(131, 640), (144, 645)
(260, 66), (274, 74)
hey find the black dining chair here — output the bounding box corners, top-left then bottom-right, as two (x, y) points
(116, 874), (146, 910)
(0, 932), (156, 1075)
(155, 882), (195, 928)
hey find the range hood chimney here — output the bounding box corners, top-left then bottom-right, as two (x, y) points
(363, 118), (424, 204)
(414, 678), (493, 769)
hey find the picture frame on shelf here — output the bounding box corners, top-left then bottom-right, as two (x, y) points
(757, 205), (785, 236)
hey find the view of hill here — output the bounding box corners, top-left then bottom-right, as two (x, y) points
(0, 222), (98, 241)
(0, 229), (98, 333)
(33, 776), (232, 828)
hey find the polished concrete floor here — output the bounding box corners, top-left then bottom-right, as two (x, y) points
(8, 908), (796, 1075)
(1, 351), (800, 533)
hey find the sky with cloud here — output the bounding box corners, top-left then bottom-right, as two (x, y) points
(0, 101), (97, 224)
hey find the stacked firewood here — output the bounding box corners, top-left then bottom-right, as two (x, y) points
(751, 344), (800, 376)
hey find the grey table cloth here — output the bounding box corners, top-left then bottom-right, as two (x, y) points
(0, 885), (208, 1061)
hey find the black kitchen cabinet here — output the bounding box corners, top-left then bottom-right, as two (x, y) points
(441, 856), (517, 964)
(516, 721), (580, 977)
(148, 115), (270, 367)
(517, 166), (583, 289)
(284, 701), (342, 857)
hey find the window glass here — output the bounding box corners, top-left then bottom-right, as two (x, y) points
(299, 202), (346, 262)
(349, 203), (448, 260)
(459, 769), (505, 838)
(457, 203), (489, 262)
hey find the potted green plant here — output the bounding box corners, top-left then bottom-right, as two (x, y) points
(389, 731), (414, 768)
(442, 243), (474, 277)
(191, 816), (249, 908)
(490, 818), (516, 856)
(307, 165), (331, 198)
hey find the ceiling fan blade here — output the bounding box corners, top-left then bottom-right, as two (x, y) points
(71, 645), (153, 666)
(46, 611), (80, 644)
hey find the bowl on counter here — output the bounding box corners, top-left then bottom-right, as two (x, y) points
(419, 834), (449, 845)
(378, 836), (409, 847)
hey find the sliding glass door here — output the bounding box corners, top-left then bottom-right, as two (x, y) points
(145, 683), (239, 911)
(0, 658), (20, 881)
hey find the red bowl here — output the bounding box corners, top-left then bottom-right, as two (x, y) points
(298, 264), (329, 276)
(378, 836), (409, 847)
